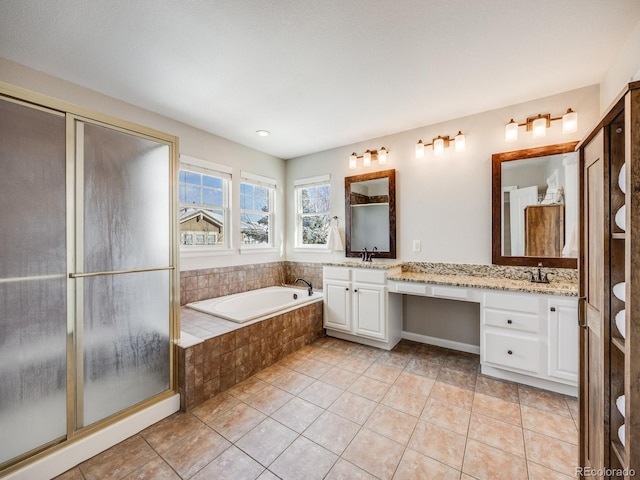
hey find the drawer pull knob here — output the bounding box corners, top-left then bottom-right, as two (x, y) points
(354, 289), (358, 293)
(550, 307), (556, 312)
(507, 350), (513, 355)
(346, 287), (349, 291)
(507, 319), (513, 324)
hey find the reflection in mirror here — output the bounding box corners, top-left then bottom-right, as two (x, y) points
(345, 169), (396, 259)
(492, 142), (578, 269)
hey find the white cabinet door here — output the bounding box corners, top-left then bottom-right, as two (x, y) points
(548, 299), (579, 383)
(323, 280), (351, 332)
(353, 283), (386, 340)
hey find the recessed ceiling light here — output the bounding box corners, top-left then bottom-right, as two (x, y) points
(256, 130), (271, 137)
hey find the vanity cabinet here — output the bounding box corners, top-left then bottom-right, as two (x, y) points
(481, 290), (578, 395)
(323, 266), (402, 350)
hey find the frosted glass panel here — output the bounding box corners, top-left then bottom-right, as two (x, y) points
(0, 99), (67, 464)
(82, 270), (170, 426)
(83, 123), (170, 272)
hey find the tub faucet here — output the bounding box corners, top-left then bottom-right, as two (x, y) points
(295, 278), (313, 296)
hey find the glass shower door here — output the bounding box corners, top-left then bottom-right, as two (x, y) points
(76, 121), (172, 427)
(0, 98), (68, 465)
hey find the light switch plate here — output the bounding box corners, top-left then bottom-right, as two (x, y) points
(413, 240), (421, 252)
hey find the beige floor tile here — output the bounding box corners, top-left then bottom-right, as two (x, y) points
(430, 381), (474, 410)
(467, 412), (525, 457)
(527, 460), (576, 479)
(303, 411), (360, 455)
(298, 379), (343, 408)
(421, 397), (471, 436)
(161, 427), (231, 479)
(227, 376), (269, 401)
(244, 384), (293, 415)
(364, 404), (418, 445)
(319, 366), (360, 389)
(313, 348), (348, 365)
(348, 375), (390, 402)
(524, 429), (579, 476)
(236, 417), (298, 466)
(394, 448), (461, 480)
(141, 412), (208, 453)
(343, 428), (404, 480)
(337, 355), (375, 374)
(350, 344), (384, 362)
(437, 365), (477, 391)
(462, 438), (528, 480)
(54, 468), (85, 480)
(566, 395), (579, 420)
(255, 363), (290, 383)
(271, 369), (315, 394)
(521, 404), (579, 445)
(474, 375), (519, 403)
(191, 445), (264, 480)
(208, 403), (266, 442)
(328, 390), (378, 425)
(190, 393), (241, 425)
(393, 371), (435, 395)
(381, 384), (428, 417)
(518, 384), (572, 417)
(408, 420), (466, 470)
(363, 362), (403, 384)
(324, 458), (378, 480)
(121, 457), (181, 480)
(443, 352), (480, 372)
(472, 392), (521, 426)
(293, 358), (333, 378)
(269, 436), (338, 480)
(376, 350), (412, 369)
(257, 470), (280, 480)
(404, 357), (442, 379)
(271, 396), (324, 433)
(80, 435), (158, 480)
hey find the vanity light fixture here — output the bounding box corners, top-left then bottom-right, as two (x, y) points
(348, 147), (389, 169)
(415, 131), (466, 159)
(504, 108), (578, 142)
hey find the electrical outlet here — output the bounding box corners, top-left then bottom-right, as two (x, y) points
(413, 240), (421, 252)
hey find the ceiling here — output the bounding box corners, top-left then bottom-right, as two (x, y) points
(1, 1), (639, 159)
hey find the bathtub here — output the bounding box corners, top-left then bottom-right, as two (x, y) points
(186, 286), (324, 323)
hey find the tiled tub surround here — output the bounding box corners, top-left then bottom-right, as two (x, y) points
(392, 262), (578, 296)
(177, 302), (324, 411)
(180, 261), (323, 305)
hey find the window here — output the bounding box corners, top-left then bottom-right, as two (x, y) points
(295, 175), (331, 247)
(179, 162), (230, 249)
(240, 172), (276, 246)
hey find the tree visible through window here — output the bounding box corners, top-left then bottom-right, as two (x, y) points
(240, 181), (273, 245)
(297, 183), (331, 246)
(179, 168), (229, 247)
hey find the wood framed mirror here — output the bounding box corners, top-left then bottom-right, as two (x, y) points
(345, 169), (396, 259)
(492, 142), (579, 269)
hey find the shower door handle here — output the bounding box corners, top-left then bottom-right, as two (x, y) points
(69, 266), (175, 278)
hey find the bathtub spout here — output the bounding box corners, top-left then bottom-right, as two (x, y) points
(295, 278), (313, 296)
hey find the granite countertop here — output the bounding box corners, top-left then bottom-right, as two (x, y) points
(323, 261), (404, 270)
(388, 271), (578, 297)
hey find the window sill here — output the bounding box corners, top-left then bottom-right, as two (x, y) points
(180, 247), (234, 258)
(239, 246), (279, 255)
(292, 247), (332, 253)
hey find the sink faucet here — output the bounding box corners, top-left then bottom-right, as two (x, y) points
(528, 263), (550, 284)
(295, 278), (313, 296)
(361, 246), (377, 262)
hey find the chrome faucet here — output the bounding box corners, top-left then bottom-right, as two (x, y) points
(528, 263), (550, 284)
(295, 278), (313, 296)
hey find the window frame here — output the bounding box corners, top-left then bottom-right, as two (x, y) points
(239, 171), (276, 250)
(294, 175), (332, 249)
(178, 157), (232, 254)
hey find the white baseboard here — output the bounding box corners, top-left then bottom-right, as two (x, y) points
(481, 365), (578, 397)
(5, 394), (180, 480)
(401, 331), (480, 355)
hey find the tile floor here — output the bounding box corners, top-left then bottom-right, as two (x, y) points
(56, 337), (579, 480)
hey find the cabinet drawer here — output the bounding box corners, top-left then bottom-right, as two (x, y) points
(354, 268), (386, 284)
(390, 281), (430, 295)
(484, 292), (539, 314)
(432, 285), (469, 301)
(484, 309), (540, 333)
(324, 267), (351, 281)
(484, 332), (541, 374)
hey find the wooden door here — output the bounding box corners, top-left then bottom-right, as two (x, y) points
(581, 129), (608, 475)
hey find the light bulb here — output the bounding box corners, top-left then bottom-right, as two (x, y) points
(505, 119), (518, 142)
(454, 131), (465, 152)
(415, 140), (425, 160)
(433, 137), (445, 156)
(378, 147), (387, 164)
(562, 108), (578, 134)
(363, 150), (372, 167)
(532, 116), (547, 138)
(349, 153), (357, 169)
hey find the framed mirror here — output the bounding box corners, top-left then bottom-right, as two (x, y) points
(492, 142), (579, 269)
(345, 169), (396, 259)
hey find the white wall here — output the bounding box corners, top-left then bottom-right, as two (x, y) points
(600, 18), (640, 113)
(0, 57), (286, 272)
(285, 85), (599, 265)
